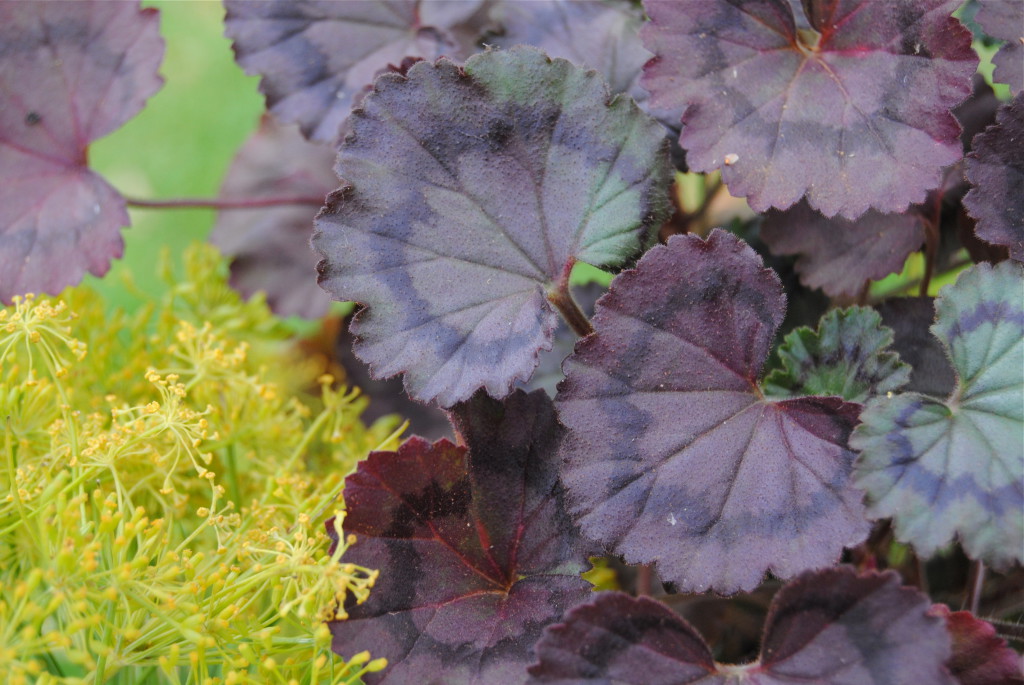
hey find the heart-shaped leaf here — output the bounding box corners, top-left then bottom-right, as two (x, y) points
(313, 47), (672, 407)
(529, 566), (955, 684)
(0, 1), (164, 303)
(931, 605), (1024, 685)
(557, 230), (869, 593)
(328, 389), (592, 684)
(641, 0), (977, 219)
(852, 261), (1024, 568)
(976, 0), (1023, 94)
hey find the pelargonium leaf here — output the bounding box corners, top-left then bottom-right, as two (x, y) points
(963, 94), (1024, 262)
(313, 47), (672, 407)
(931, 605), (1024, 685)
(641, 0), (977, 219)
(760, 201), (925, 297)
(975, 0), (1023, 94)
(328, 389), (592, 684)
(529, 566), (955, 684)
(763, 306), (911, 402)
(851, 260), (1024, 568)
(557, 229), (869, 594)
(0, 0), (163, 303)
(224, 0), (487, 143)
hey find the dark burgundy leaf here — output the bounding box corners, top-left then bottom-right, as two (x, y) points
(963, 93), (1024, 262)
(932, 605), (1024, 685)
(761, 201), (925, 298)
(224, 0), (486, 143)
(329, 390), (592, 684)
(210, 116), (336, 318)
(313, 48), (671, 407)
(875, 297), (956, 397)
(556, 230), (869, 593)
(641, 0), (977, 219)
(530, 567), (956, 684)
(976, 0), (1023, 94)
(0, 0), (164, 303)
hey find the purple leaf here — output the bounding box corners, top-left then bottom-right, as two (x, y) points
(224, 0), (487, 143)
(932, 605), (1024, 685)
(875, 297), (956, 397)
(976, 0), (1023, 94)
(641, 0), (977, 219)
(210, 116), (336, 318)
(0, 1), (164, 303)
(529, 567), (956, 684)
(556, 230), (870, 594)
(313, 48), (672, 407)
(329, 389), (592, 684)
(761, 201), (925, 298)
(963, 94), (1024, 262)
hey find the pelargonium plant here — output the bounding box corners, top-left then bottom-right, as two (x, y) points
(1, 1), (1022, 684)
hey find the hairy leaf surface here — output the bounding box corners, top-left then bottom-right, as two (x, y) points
(931, 605), (1024, 685)
(557, 230), (869, 593)
(852, 261), (1024, 568)
(0, 1), (163, 303)
(976, 0), (1023, 94)
(641, 0), (977, 218)
(329, 390), (591, 684)
(313, 47), (672, 406)
(529, 567), (954, 684)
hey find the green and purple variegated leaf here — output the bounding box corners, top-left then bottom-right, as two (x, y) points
(760, 201), (925, 298)
(313, 47), (672, 407)
(529, 567), (956, 684)
(931, 605), (1024, 685)
(963, 94), (1024, 262)
(556, 230), (869, 594)
(329, 390), (591, 684)
(852, 261), (1024, 568)
(640, 0), (977, 219)
(976, 0), (1023, 94)
(763, 306), (911, 402)
(0, 0), (164, 303)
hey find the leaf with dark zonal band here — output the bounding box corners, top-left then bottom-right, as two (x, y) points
(760, 201), (926, 298)
(556, 230), (869, 594)
(0, 1), (163, 303)
(852, 261), (1024, 569)
(529, 567), (955, 684)
(963, 94), (1024, 262)
(640, 0), (977, 219)
(313, 47), (672, 407)
(931, 605), (1024, 685)
(762, 306), (911, 402)
(224, 0), (488, 143)
(976, 0), (1023, 94)
(328, 390), (592, 684)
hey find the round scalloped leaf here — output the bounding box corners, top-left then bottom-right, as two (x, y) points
(313, 47), (672, 407)
(963, 94), (1024, 262)
(641, 0), (977, 219)
(529, 567), (955, 684)
(761, 201), (926, 297)
(931, 605), (1024, 685)
(852, 261), (1024, 568)
(224, 0), (486, 143)
(0, 1), (164, 303)
(763, 306), (911, 402)
(329, 390), (592, 684)
(556, 230), (869, 594)
(976, 1), (1023, 94)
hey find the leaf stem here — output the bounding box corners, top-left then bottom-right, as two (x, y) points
(123, 194), (325, 210)
(548, 284), (594, 338)
(964, 559), (985, 615)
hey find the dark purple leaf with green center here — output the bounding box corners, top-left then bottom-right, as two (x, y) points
(852, 261), (1024, 568)
(328, 389), (592, 684)
(976, 0), (1023, 94)
(224, 0), (487, 143)
(640, 0), (977, 219)
(210, 116), (336, 318)
(0, 0), (163, 303)
(763, 306), (911, 403)
(556, 229), (869, 594)
(313, 47), (672, 407)
(875, 297), (956, 397)
(963, 94), (1024, 262)
(760, 200), (925, 297)
(529, 566), (955, 684)
(931, 605), (1024, 685)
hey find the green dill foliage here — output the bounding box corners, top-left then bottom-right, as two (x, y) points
(0, 244), (396, 684)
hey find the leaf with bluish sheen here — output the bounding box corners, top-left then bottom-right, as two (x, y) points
(556, 230), (869, 594)
(763, 307), (911, 402)
(851, 261), (1024, 568)
(640, 0), (977, 219)
(528, 566), (955, 684)
(976, 0), (1023, 94)
(0, 1), (164, 303)
(313, 47), (672, 407)
(931, 605), (1024, 685)
(328, 389), (592, 685)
